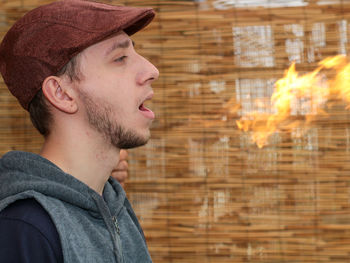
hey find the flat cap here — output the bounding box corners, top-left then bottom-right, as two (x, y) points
(0, 0), (155, 110)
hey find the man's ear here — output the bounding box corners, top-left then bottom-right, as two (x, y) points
(42, 76), (78, 114)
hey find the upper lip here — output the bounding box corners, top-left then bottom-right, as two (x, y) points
(145, 91), (154, 101)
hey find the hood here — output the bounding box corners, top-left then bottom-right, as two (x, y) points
(0, 151), (126, 217)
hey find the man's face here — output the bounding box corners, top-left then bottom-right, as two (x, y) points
(74, 31), (159, 149)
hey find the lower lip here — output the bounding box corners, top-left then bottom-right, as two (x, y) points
(139, 106), (155, 119)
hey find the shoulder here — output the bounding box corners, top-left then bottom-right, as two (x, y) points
(0, 198), (58, 238)
(0, 198), (63, 262)
(1, 198), (50, 221)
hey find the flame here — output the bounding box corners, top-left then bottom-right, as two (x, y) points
(235, 55), (350, 148)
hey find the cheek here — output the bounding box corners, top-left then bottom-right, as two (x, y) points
(80, 72), (116, 96)
(79, 68), (138, 113)
(108, 78), (137, 108)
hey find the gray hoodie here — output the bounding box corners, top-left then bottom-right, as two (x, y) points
(0, 151), (152, 263)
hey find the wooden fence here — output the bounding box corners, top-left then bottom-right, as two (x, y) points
(1, 0), (350, 262)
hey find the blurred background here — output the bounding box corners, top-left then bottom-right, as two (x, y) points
(1, 0), (350, 262)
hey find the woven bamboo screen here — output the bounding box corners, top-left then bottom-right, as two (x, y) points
(2, 0), (350, 262)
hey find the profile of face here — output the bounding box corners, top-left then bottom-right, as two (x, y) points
(74, 31), (159, 149)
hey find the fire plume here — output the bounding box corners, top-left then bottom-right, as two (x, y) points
(236, 55), (350, 148)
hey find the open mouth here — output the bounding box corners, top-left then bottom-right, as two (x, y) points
(138, 96), (155, 119)
(139, 103), (147, 111)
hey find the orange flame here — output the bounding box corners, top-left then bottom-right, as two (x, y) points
(235, 55), (350, 148)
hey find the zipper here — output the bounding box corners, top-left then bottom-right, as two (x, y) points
(91, 194), (124, 262)
(112, 216), (125, 262)
(112, 216), (120, 235)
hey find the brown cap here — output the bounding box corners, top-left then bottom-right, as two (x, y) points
(0, 0), (155, 110)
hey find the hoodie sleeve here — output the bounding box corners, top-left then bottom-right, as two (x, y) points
(0, 199), (63, 263)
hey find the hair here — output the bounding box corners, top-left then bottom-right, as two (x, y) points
(28, 55), (81, 137)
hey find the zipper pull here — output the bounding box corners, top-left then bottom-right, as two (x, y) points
(112, 216), (120, 235)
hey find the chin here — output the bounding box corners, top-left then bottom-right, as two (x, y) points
(112, 128), (151, 149)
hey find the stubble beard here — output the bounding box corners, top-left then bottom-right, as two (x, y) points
(79, 90), (149, 149)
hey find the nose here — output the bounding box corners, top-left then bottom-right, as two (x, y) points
(136, 54), (159, 86)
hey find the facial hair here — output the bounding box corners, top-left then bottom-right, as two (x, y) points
(79, 90), (149, 149)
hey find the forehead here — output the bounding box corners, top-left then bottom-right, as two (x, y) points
(80, 31), (131, 59)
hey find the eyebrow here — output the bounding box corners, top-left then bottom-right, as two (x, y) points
(104, 39), (135, 57)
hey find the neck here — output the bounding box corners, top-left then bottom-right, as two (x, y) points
(40, 126), (120, 195)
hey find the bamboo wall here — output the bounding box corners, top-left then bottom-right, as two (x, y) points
(2, 0), (350, 262)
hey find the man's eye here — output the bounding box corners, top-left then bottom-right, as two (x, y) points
(115, 56), (127, 62)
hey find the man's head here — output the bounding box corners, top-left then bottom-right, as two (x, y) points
(0, 0), (159, 148)
(55, 31), (159, 149)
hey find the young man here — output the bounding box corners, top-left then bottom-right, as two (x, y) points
(0, 0), (159, 262)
